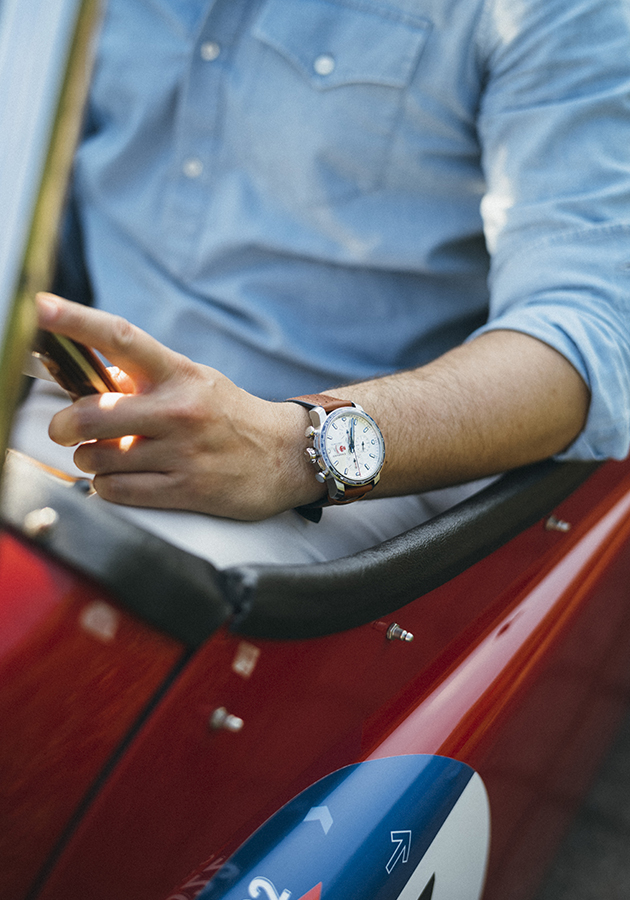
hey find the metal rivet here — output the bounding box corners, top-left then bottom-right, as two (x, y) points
(23, 506), (59, 539)
(545, 516), (571, 532)
(386, 623), (414, 643)
(210, 707), (244, 733)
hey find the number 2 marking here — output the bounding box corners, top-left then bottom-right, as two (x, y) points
(246, 876), (291, 900)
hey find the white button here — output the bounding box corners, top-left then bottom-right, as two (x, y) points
(313, 54), (335, 76)
(200, 40), (221, 61)
(183, 157), (203, 178)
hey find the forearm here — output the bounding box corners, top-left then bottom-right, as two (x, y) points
(37, 296), (590, 518)
(328, 330), (590, 497)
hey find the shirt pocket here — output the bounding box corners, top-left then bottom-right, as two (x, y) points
(241, 0), (432, 205)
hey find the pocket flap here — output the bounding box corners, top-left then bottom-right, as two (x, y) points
(253, 0), (432, 90)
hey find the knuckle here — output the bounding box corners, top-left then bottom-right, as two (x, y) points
(172, 352), (198, 379)
(109, 314), (136, 352)
(71, 400), (98, 434)
(167, 393), (206, 428)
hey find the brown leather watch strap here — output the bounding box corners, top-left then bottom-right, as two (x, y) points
(286, 393), (350, 413)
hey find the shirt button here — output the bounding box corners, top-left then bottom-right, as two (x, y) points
(200, 40), (221, 61)
(183, 157), (203, 179)
(313, 54), (335, 76)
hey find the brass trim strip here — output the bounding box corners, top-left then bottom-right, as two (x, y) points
(0, 0), (103, 468)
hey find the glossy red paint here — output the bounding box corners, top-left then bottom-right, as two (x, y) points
(0, 530), (185, 899)
(16, 460), (630, 900)
(369, 467), (630, 900)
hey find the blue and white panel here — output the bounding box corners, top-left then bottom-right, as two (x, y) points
(196, 754), (490, 900)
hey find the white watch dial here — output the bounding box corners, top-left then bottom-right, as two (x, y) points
(320, 408), (385, 485)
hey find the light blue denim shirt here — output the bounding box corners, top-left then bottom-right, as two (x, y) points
(73, 0), (630, 461)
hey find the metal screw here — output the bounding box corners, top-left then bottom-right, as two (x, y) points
(23, 506), (59, 539)
(545, 516), (571, 533)
(386, 623), (414, 643)
(209, 707), (244, 733)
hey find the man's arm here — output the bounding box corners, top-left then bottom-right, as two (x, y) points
(331, 328), (590, 496)
(36, 292), (589, 520)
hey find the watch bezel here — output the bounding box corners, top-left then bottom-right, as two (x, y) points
(315, 406), (385, 488)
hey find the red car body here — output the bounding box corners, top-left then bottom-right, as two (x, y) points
(2, 451), (630, 900)
(2, 2), (630, 898)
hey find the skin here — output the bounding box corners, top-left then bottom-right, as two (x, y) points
(36, 291), (590, 521)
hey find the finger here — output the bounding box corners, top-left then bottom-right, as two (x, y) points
(36, 293), (181, 386)
(49, 391), (166, 446)
(91, 470), (201, 510)
(92, 470), (176, 508)
(74, 434), (179, 475)
(108, 366), (135, 393)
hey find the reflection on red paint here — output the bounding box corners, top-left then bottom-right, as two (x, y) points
(0, 530), (184, 899)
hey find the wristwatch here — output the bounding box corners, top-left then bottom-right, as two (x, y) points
(287, 393), (386, 521)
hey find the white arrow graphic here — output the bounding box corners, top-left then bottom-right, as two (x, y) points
(303, 806), (333, 834)
(386, 830), (412, 874)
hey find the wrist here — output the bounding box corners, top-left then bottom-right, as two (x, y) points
(285, 394), (386, 520)
(275, 401), (328, 510)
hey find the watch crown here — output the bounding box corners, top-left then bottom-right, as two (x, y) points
(305, 447), (318, 461)
(305, 426), (315, 439)
(315, 472), (326, 483)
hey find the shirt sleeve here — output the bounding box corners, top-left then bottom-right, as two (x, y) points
(470, 0), (630, 461)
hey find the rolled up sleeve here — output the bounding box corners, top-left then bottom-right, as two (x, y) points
(471, 0), (630, 460)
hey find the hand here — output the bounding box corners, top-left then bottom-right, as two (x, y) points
(35, 293), (324, 520)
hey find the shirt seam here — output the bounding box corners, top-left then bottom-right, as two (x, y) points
(301, 0), (431, 30)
